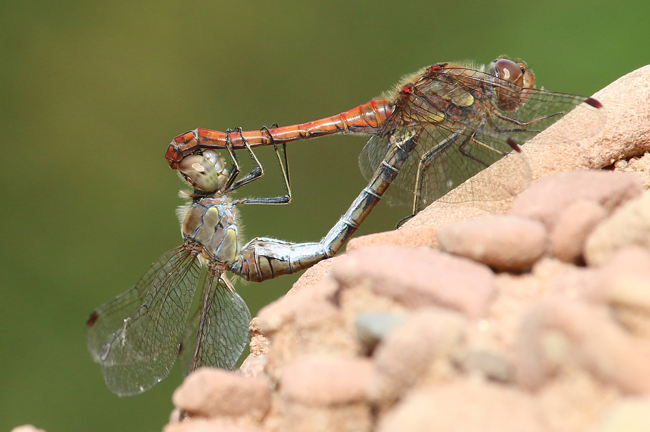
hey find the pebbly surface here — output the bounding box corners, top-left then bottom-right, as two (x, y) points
(155, 63), (650, 432)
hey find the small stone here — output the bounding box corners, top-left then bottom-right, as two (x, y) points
(239, 354), (267, 379)
(331, 245), (496, 319)
(354, 312), (407, 353)
(172, 368), (271, 420)
(376, 380), (545, 432)
(256, 279), (338, 335)
(593, 397), (650, 432)
(281, 403), (371, 432)
(516, 298), (650, 393)
(437, 215), (548, 271)
(347, 226), (439, 251)
(163, 418), (265, 432)
(510, 171), (642, 232)
(461, 348), (514, 383)
(280, 355), (374, 406)
(550, 200), (607, 263)
(368, 308), (467, 406)
(585, 192), (650, 266)
(585, 246), (650, 303)
(585, 247), (650, 340)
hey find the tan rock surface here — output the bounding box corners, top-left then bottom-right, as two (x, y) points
(585, 191), (650, 265)
(165, 65), (650, 432)
(172, 368), (271, 421)
(377, 379), (546, 432)
(437, 215), (548, 271)
(331, 245), (496, 319)
(550, 200), (608, 263)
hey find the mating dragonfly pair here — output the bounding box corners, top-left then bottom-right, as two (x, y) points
(87, 57), (602, 396)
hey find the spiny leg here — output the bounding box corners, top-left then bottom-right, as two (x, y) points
(232, 126), (293, 206)
(456, 122), (511, 168)
(222, 128), (243, 191)
(225, 127), (265, 192)
(490, 106), (563, 128)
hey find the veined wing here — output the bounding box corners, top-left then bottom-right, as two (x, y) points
(179, 269), (251, 376)
(87, 245), (202, 396)
(437, 63), (604, 141)
(359, 66), (601, 209)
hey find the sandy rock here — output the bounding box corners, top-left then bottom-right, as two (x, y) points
(239, 318), (269, 378)
(368, 308), (466, 407)
(347, 226), (438, 251)
(606, 275), (650, 337)
(461, 348), (514, 383)
(535, 368), (620, 432)
(585, 191), (650, 265)
(581, 247), (650, 342)
(240, 354), (267, 379)
(280, 355), (373, 406)
(509, 171), (642, 232)
(256, 279), (339, 335)
(597, 246), (650, 278)
(516, 298), (650, 393)
(551, 200), (608, 263)
(172, 368), (271, 421)
(401, 202), (494, 231)
(583, 246), (650, 302)
(288, 258), (336, 293)
(258, 280), (359, 383)
(437, 215), (548, 271)
(593, 397), (650, 432)
(280, 402), (372, 432)
(163, 418), (265, 432)
(354, 313), (407, 353)
(376, 380), (546, 432)
(331, 245), (496, 320)
(178, 65), (650, 432)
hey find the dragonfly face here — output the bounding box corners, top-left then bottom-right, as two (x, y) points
(489, 58), (535, 112)
(178, 150), (230, 193)
(86, 150), (250, 396)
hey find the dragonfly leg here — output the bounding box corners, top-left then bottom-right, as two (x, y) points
(222, 128), (243, 191)
(490, 106), (563, 128)
(408, 131), (463, 219)
(223, 127), (263, 192)
(231, 127), (292, 205)
(231, 132), (419, 282)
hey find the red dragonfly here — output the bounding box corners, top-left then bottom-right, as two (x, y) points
(166, 57), (602, 217)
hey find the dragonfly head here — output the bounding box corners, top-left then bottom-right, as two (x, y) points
(489, 58), (535, 112)
(179, 150), (229, 194)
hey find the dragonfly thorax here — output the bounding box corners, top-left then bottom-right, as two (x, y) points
(180, 197), (240, 266)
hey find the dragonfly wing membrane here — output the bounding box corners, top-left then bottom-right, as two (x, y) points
(186, 272), (251, 374)
(94, 246), (202, 396)
(86, 261), (162, 363)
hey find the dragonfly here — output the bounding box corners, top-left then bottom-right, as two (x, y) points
(166, 57), (602, 218)
(87, 125), (417, 395)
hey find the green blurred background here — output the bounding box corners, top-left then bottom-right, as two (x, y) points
(0, 0), (647, 430)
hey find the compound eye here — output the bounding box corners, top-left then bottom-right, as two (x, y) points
(179, 150), (227, 192)
(494, 58), (523, 85)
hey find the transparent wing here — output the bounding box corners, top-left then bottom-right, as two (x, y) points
(177, 300), (202, 377)
(359, 64), (602, 210)
(180, 271), (251, 376)
(87, 245), (202, 396)
(359, 122), (528, 209)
